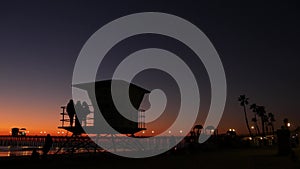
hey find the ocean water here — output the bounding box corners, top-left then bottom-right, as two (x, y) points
(0, 146), (102, 157)
(0, 136), (186, 157)
(0, 146), (52, 157)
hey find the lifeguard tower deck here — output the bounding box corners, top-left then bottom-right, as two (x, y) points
(58, 80), (148, 136)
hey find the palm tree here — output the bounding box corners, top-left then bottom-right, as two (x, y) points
(238, 95), (252, 137)
(257, 106), (267, 137)
(267, 112), (275, 135)
(250, 103), (261, 136)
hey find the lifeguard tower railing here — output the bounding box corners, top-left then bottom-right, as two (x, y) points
(58, 106), (146, 135)
(59, 106), (94, 128)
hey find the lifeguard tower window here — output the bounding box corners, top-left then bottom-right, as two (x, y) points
(59, 80), (149, 135)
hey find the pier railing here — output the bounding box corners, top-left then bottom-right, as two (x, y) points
(0, 135), (76, 148)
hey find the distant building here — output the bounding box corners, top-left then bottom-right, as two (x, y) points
(11, 128), (27, 137)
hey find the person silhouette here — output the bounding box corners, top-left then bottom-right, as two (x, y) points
(81, 101), (90, 126)
(31, 148), (40, 160)
(42, 134), (53, 158)
(67, 99), (76, 127)
(74, 101), (84, 128)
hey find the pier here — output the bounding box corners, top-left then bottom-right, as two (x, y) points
(0, 135), (77, 147)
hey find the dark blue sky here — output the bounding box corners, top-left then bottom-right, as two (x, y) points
(0, 0), (299, 134)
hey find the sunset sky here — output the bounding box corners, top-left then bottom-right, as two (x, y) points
(0, 1), (299, 135)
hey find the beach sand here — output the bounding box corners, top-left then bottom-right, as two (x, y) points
(1, 147), (299, 169)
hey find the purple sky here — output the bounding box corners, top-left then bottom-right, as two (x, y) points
(0, 1), (299, 134)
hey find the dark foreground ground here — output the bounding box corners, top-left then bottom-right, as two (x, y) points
(1, 147), (299, 169)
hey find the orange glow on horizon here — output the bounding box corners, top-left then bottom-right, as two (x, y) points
(1, 94), (291, 136)
(0, 96), (66, 136)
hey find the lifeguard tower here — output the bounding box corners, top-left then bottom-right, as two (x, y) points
(56, 80), (149, 154)
(58, 80), (149, 136)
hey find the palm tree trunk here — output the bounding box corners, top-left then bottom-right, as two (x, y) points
(244, 106), (252, 137)
(254, 114), (261, 136)
(261, 117), (265, 137)
(271, 124), (275, 135)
